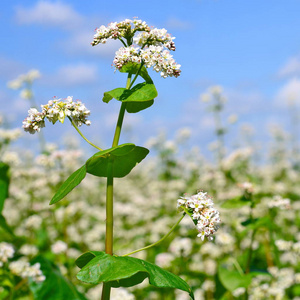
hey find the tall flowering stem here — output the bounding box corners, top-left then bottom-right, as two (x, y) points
(21, 19), (201, 300)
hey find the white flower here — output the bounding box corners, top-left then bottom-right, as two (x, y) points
(93, 19), (181, 78)
(155, 252), (174, 268)
(24, 214), (43, 229)
(22, 97), (91, 134)
(9, 258), (45, 282)
(134, 27), (176, 50)
(177, 191), (221, 240)
(51, 240), (68, 254)
(0, 242), (15, 266)
(275, 239), (293, 251)
(238, 182), (254, 193)
(92, 19), (150, 46)
(268, 195), (291, 209)
(22, 108), (45, 134)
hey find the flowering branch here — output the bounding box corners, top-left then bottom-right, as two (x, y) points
(122, 213), (186, 257)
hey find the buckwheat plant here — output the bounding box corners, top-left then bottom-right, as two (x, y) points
(22, 19), (219, 300)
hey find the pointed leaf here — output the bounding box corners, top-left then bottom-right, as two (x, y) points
(120, 62), (153, 83)
(77, 251), (194, 299)
(29, 256), (87, 300)
(103, 88), (126, 103)
(86, 143), (149, 178)
(0, 162), (10, 214)
(50, 165), (86, 205)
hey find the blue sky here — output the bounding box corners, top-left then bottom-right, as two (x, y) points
(1, 0), (300, 158)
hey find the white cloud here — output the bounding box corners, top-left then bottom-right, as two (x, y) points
(278, 56), (300, 78)
(15, 1), (83, 30)
(276, 77), (300, 105)
(44, 63), (98, 87)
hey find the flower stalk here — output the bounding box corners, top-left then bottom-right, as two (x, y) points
(122, 213), (186, 257)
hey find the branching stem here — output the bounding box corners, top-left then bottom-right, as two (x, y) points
(68, 117), (103, 151)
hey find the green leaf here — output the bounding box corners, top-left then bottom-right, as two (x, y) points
(103, 88), (126, 103)
(86, 143), (149, 178)
(0, 214), (14, 236)
(76, 251), (102, 269)
(50, 165), (86, 205)
(221, 196), (251, 209)
(120, 62), (153, 83)
(218, 266), (252, 292)
(103, 83), (157, 106)
(119, 82), (158, 102)
(29, 256), (87, 300)
(126, 100), (154, 113)
(0, 162), (10, 214)
(76, 251), (194, 299)
(241, 216), (272, 230)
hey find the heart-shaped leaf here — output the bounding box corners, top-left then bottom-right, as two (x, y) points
(76, 251), (194, 299)
(29, 256), (87, 300)
(50, 165), (86, 205)
(86, 143), (149, 178)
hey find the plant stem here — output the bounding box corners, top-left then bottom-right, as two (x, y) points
(112, 74), (132, 147)
(101, 73), (132, 300)
(122, 213), (185, 257)
(128, 63), (144, 89)
(245, 199), (255, 274)
(105, 159), (114, 255)
(68, 117), (103, 151)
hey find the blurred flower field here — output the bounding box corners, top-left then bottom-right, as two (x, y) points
(1, 80), (300, 299)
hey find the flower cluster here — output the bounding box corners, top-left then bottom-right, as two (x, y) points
(141, 46), (181, 78)
(0, 242), (14, 267)
(93, 19), (181, 78)
(134, 28), (176, 51)
(9, 259), (45, 283)
(268, 195), (291, 209)
(92, 19), (150, 46)
(22, 96), (91, 134)
(113, 45), (181, 78)
(177, 191), (221, 240)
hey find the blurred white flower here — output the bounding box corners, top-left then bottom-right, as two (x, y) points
(0, 242), (14, 266)
(51, 240), (68, 254)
